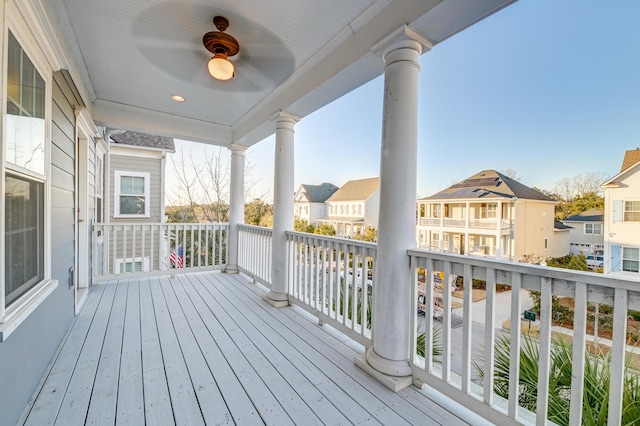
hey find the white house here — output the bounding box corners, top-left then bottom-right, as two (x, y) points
(106, 130), (175, 274)
(602, 148), (640, 277)
(560, 209), (605, 256)
(416, 169), (568, 261)
(294, 182), (338, 226)
(319, 177), (379, 237)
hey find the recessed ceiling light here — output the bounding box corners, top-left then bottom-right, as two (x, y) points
(171, 94), (185, 102)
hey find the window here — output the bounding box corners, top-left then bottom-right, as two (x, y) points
(624, 201), (640, 222)
(544, 237), (548, 250)
(431, 204), (441, 218)
(481, 203), (497, 219)
(584, 223), (602, 235)
(4, 31), (48, 308)
(622, 247), (639, 273)
(114, 171), (150, 217)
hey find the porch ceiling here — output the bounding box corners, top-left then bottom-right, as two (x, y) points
(54, 0), (515, 146)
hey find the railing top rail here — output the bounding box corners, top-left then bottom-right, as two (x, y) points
(238, 224), (272, 231)
(285, 230), (377, 250)
(409, 248), (640, 291)
(94, 222), (229, 226)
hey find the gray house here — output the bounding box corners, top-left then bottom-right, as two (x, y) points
(105, 131), (175, 273)
(560, 209), (605, 256)
(294, 182), (339, 226)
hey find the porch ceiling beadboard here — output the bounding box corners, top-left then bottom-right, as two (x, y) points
(53, 0), (516, 146)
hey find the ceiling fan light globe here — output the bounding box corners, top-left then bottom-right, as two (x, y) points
(208, 55), (234, 81)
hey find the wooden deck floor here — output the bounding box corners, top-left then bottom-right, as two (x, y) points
(21, 271), (476, 425)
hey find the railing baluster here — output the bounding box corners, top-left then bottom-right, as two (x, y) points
(508, 271), (522, 419)
(442, 260), (452, 383)
(425, 257), (435, 374)
(537, 276), (553, 424)
(483, 267), (496, 406)
(462, 263), (473, 393)
(608, 287), (628, 425)
(569, 281), (587, 426)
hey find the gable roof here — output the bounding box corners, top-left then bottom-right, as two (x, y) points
(621, 148), (640, 173)
(109, 129), (175, 151)
(420, 170), (555, 202)
(327, 177), (379, 202)
(562, 209), (604, 222)
(602, 148), (640, 187)
(297, 183), (339, 203)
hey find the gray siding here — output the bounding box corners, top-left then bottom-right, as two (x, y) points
(109, 154), (163, 221)
(0, 73), (78, 424)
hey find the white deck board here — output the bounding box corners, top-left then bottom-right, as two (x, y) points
(22, 271), (471, 426)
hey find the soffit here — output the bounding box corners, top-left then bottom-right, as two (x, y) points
(56, 0), (516, 146)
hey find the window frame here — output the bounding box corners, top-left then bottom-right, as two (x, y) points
(622, 246), (640, 273)
(623, 200), (640, 222)
(116, 257), (150, 274)
(0, 14), (56, 339)
(584, 223), (602, 235)
(113, 170), (151, 218)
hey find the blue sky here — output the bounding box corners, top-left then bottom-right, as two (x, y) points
(171, 0), (640, 202)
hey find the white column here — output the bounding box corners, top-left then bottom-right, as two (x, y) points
(357, 39), (422, 386)
(225, 144), (247, 274)
(496, 201), (503, 258)
(265, 112), (299, 306)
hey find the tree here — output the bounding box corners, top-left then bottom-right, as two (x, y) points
(244, 198), (271, 226)
(166, 144), (266, 223)
(553, 172), (607, 202)
(500, 168), (521, 181)
(314, 224), (336, 236)
(294, 218), (316, 233)
(353, 226), (377, 242)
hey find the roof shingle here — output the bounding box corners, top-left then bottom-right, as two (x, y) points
(327, 177), (379, 202)
(420, 170), (554, 202)
(109, 129), (175, 151)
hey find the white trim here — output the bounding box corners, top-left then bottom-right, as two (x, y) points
(109, 143), (172, 157)
(113, 170), (151, 218)
(1, 8), (54, 321)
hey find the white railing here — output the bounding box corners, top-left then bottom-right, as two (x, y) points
(419, 217), (441, 226)
(469, 219), (500, 229)
(93, 223), (228, 280)
(443, 218), (466, 227)
(408, 249), (640, 426)
(238, 224), (273, 287)
(286, 231), (376, 347)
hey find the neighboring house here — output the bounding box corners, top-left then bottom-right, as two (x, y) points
(319, 177), (379, 237)
(416, 170), (568, 261)
(560, 209), (604, 256)
(107, 130), (175, 273)
(294, 183), (339, 226)
(601, 148), (640, 277)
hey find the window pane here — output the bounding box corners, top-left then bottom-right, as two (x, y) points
(120, 195), (145, 215)
(623, 260), (639, 273)
(6, 31), (46, 174)
(131, 177), (145, 195)
(5, 174), (44, 306)
(120, 176), (132, 194)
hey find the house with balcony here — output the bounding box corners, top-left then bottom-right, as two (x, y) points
(293, 182), (338, 226)
(416, 170), (568, 261)
(105, 130), (175, 274)
(560, 209), (605, 256)
(318, 177), (379, 237)
(602, 148), (640, 277)
(1, 1), (638, 425)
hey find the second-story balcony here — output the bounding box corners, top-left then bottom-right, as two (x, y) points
(419, 217), (513, 231)
(21, 222), (639, 425)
